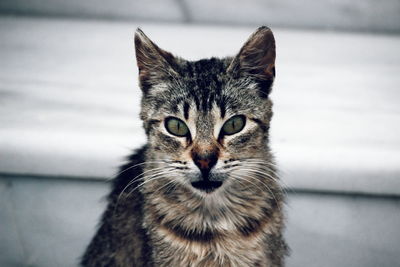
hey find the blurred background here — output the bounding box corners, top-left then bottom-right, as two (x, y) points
(1, 1), (400, 266)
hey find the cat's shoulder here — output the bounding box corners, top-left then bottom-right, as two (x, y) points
(110, 145), (148, 197)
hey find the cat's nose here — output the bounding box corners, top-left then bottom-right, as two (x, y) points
(192, 152), (218, 179)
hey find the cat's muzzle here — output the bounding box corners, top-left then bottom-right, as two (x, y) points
(191, 151), (223, 193)
(190, 171), (224, 193)
(191, 179), (222, 193)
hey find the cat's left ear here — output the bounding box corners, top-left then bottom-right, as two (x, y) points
(228, 26), (276, 96)
(134, 28), (178, 94)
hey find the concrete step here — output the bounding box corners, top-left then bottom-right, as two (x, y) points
(1, 176), (399, 267)
(0, 16), (400, 196)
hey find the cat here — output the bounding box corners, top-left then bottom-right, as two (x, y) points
(81, 26), (287, 267)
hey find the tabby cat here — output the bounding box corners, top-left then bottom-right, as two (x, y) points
(81, 26), (287, 267)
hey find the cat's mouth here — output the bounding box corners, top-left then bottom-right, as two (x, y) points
(191, 180), (223, 193)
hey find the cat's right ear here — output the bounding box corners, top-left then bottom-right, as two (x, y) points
(134, 29), (177, 94)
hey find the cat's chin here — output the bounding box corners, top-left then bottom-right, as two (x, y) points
(191, 180), (223, 193)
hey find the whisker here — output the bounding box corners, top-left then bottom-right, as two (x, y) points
(113, 160), (172, 178)
(238, 158), (278, 167)
(242, 163), (292, 195)
(231, 166), (278, 182)
(119, 166), (168, 197)
(230, 173), (281, 211)
(235, 167), (288, 196)
(229, 174), (260, 192)
(105, 160), (172, 182)
(234, 158), (293, 192)
(113, 167), (173, 216)
(231, 173), (282, 212)
(124, 169), (175, 197)
(236, 159), (293, 193)
(151, 178), (181, 195)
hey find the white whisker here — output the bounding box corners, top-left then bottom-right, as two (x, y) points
(230, 173), (282, 212)
(113, 167), (175, 216)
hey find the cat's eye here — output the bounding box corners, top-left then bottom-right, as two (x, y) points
(221, 115), (246, 136)
(165, 117), (190, 137)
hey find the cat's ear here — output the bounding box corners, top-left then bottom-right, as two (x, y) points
(228, 26), (276, 96)
(134, 28), (178, 94)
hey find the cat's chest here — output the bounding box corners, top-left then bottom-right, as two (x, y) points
(149, 225), (269, 267)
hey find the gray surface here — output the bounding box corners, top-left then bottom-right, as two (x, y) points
(285, 192), (400, 267)
(0, 176), (109, 267)
(0, 0), (184, 22)
(1, 176), (399, 267)
(183, 0), (400, 32)
(1, 17), (400, 195)
(1, 0), (400, 32)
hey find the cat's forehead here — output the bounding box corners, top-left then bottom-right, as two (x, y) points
(154, 59), (262, 115)
(177, 58), (228, 102)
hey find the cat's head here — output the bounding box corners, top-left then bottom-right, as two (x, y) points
(134, 27), (276, 196)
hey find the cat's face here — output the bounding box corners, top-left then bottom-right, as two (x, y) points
(135, 27), (276, 196)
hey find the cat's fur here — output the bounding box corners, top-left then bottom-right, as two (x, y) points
(81, 26), (287, 267)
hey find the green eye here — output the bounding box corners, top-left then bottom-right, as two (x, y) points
(165, 117), (190, 137)
(221, 115), (246, 136)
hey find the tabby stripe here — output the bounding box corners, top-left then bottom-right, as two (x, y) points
(183, 102), (190, 120)
(250, 118), (269, 132)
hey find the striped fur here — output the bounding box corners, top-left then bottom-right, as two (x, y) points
(82, 26), (288, 266)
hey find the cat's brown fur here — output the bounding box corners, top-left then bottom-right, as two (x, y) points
(82, 26), (288, 266)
